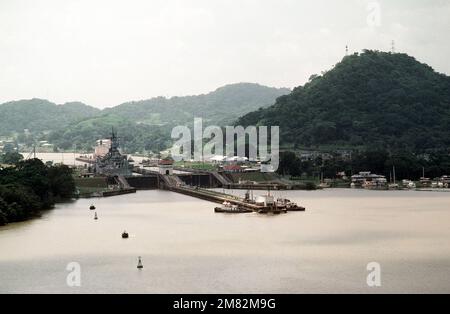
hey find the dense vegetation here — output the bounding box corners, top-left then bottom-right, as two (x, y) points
(0, 83), (289, 153)
(0, 99), (100, 135)
(47, 114), (170, 153)
(238, 51), (450, 152)
(0, 153), (75, 225)
(0, 151), (24, 164)
(277, 149), (450, 180)
(105, 83), (290, 127)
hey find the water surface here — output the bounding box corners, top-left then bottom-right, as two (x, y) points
(1, 189), (450, 293)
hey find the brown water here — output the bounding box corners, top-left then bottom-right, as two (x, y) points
(1, 189), (450, 294)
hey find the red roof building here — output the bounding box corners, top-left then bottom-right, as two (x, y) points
(223, 164), (243, 173)
(158, 158), (174, 166)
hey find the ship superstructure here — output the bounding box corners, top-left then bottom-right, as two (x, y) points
(94, 129), (132, 176)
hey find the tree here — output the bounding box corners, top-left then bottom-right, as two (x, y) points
(0, 152), (24, 165)
(48, 165), (76, 199)
(2, 143), (16, 153)
(238, 51), (450, 152)
(277, 152), (302, 176)
(0, 197), (9, 225)
(0, 158), (75, 225)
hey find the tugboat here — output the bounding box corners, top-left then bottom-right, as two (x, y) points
(255, 191), (286, 214)
(90, 204), (96, 210)
(277, 198), (306, 212)
(214, 202), (252, 214)
(122, 231), (129, 238)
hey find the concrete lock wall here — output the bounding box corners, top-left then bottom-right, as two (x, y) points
(126, 176), (159, 189)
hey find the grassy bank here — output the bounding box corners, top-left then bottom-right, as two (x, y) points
(74, 177), (109, 197)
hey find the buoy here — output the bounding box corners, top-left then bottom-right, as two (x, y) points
(137, 256), (143, 269)
(94, 212), (98, 220)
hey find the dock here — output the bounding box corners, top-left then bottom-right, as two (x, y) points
(168, 185), (263, 211)
(74, 157), (305, 212)
(132, 167), (303, 213)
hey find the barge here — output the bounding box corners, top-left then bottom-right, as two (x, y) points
(214, 202), (253, 214)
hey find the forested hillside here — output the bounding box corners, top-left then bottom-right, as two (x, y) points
(238, 50), (450, 152)
(0, 83), (289, 153)
(104, 83), (290, 127)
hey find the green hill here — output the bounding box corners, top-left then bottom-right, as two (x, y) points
(0, 99), (100, 134)
(0, 83), (289, 153)
(47, 114), (169, 153)
(104, 83), (290, 127)
(237, 51), (450, 152)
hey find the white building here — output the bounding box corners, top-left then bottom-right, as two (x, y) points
(351, 172), (387, 187)
(158, 158), (174, 175)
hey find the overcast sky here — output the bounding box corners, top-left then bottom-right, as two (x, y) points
(1, 0), (449, 108)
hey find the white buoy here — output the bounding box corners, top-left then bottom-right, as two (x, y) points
(137, 256), (143, 269)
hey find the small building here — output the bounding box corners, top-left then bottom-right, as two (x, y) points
(336, 150), (352, 161)
(321, 153), (334, 161)
(158, 158), (174, 175)
(210, 155), (226, 164)
(440, 175), (450, 187)
(298, 150), (320, 161)
(242, 165), (260, 173)
(226, 156), (248, 163)
(351, 172), (387, 187)
(223, 164), (243, 173)
(420, 177), (432, 187)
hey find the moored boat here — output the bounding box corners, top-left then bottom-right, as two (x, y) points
(258, 207), (287, 215)
(402, 180), (416, 189)
(277, 198), (305, 212)
(214, 202), (252, 214)
(388, 183), (400, 190)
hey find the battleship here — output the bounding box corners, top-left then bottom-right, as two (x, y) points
(94, 129), (133, 176)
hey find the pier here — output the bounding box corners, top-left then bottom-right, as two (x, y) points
(131, 167), (304, 213)
(167, 185), (264, 211)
